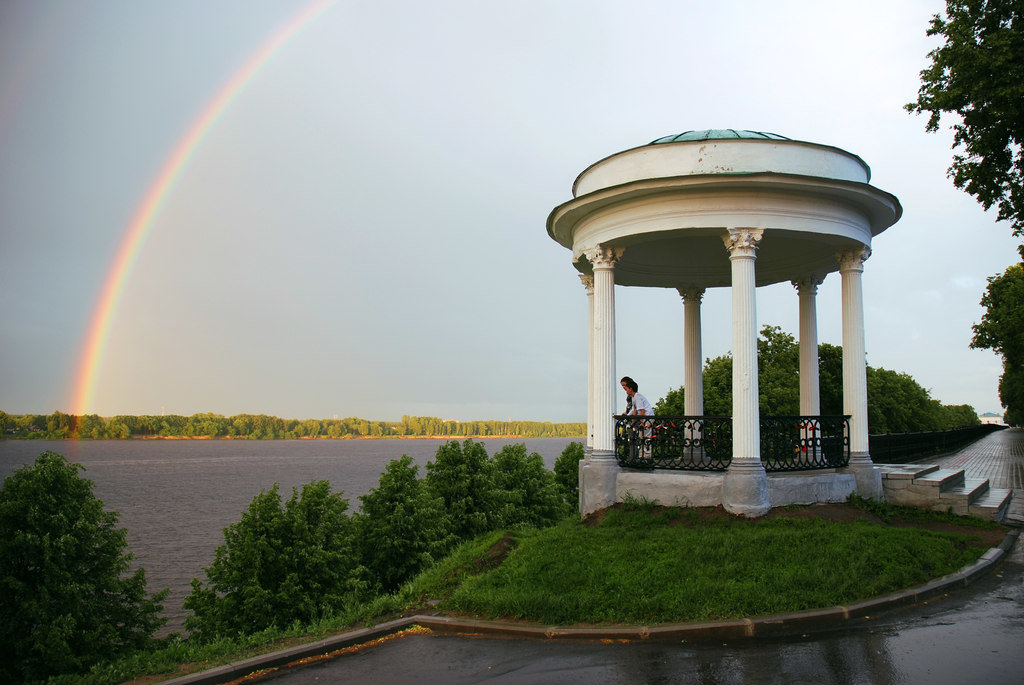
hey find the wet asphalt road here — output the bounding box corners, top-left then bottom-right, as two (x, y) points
(261, 538), (1024, 685)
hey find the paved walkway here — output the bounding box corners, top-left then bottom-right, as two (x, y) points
(930, 426), (1024, 524)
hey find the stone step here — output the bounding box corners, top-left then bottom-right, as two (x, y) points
(967, 488), (1013, 523)
(912, 467), (965, 492)
(877, 463), (1015, 523)
(877, 463), (940, 481)
(936, 478), (991, 515)
(879, 466), (971, 510)
(943, 477), (990, 503)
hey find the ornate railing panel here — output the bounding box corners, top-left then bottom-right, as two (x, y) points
(758, 415), (850, 471)
(614, 415), (732, 471)
(613, 415), (851, 472)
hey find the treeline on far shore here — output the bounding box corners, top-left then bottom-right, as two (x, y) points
(0, 411), (586, 441)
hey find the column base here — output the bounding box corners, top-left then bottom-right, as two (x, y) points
(844, 452), (883, 499)
(722, 460), (771, 517)
(580, 450), (619, 516)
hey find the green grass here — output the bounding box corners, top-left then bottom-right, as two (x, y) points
(50, 501), (1002, 683)
(433, 509), (987, 624)
(846, 493), (1006, 528)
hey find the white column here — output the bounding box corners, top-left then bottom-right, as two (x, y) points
(838, 246), (882, 497)
(722, 228), (770, 516)
(792, 275), (824, 416)
(579, 246), (623, 515)
(677, 287), (705, 416)
(580, 274), (595, 459)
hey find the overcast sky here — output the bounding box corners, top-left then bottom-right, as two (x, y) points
(1, 0), (1019, 423)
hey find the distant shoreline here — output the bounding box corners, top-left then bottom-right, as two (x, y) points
(2, 412), (587, 441)
(2, 434), (585, 442)
(135, 434), (581, 441)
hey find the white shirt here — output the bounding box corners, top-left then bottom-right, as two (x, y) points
(630, 392), (653, 416)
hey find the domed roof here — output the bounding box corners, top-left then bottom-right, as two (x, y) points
(549, 129), (901, 290)
(650, 129), (791, 144)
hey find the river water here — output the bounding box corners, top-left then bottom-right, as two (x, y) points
(0, 437), (577, 635)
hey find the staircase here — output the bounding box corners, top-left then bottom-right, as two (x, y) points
(878, 463), (1013, 522)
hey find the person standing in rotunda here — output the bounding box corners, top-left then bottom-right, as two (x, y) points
(620, 376), (651, 416)
(621, 376), (653, 461)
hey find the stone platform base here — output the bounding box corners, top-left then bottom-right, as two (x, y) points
(612, 468), (857, 514)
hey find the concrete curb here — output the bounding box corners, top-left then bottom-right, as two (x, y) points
(162, 618), (414, 685)
(164, 528), (1020, 684)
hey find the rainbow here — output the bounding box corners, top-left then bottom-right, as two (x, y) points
(70, 0), (336, 416)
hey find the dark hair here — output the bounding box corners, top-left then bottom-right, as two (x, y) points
(620, 376), (638, 392)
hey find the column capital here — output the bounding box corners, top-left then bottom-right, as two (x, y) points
(791, 273), (826, 295)
(676, 286), (706, 303)
(723, 227), (764, 258)
(582, 245), (625, 269)
(837, 246), (871, 273)
(579, 274), (594, 293)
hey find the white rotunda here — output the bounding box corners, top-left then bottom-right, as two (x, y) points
(547, 129), (902, 516)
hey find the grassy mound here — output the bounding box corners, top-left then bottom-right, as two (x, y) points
(406, 499), (1002, 625)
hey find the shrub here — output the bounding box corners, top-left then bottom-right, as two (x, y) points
(490, 444), (572, 527)
(0, 451), (166, 682)
(552, 441), (585, 506)
(424, 440), (501, 540)
(184, 480), (365, 641)
(354, 456), (457, 592)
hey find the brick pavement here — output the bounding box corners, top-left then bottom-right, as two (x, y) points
(932, 427), (1024, 523)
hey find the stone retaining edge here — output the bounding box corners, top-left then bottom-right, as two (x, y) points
(162, 618), (413, 685)
(164, 528), (1020, 684)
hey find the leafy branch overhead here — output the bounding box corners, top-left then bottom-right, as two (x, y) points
(971, 262), (1024, 425)
(906, 0), (1024, 238)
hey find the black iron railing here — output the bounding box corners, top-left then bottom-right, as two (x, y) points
(614, 415), (732, 470)
(614, 414), (851, 472)
(759, 415), (851, 471)
(868, 424), (1005, 463)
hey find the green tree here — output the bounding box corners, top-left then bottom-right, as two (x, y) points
(184, 481), (363, 641)
(299, 418), (322, 438)
(106, 416), (132, 439)
(702, 354), (734, 416)
(191, 413), (227, 438)
(972, 262), (1024, 360)
(756, 326), (801, 415)
(653, 386), (686, 416)
(907, 0), (1024, 237)
(75, 413), (107, 439)
(0, 452), (166, 681)
(687, 337), (838, 417)
(655, 327), (976, 432)
(553, 441), (585, 507)
(971, 261), (1024, 423)
(424, 440), (500, 540)
(491, 443), (572, 528)
(817, 343), (845, 415)
(45, 411), (73, 438)
(866, 367), (945, 434)
(354, 456), (455, 593)
(941, 403), (983, 428)
(999, 365), (1024, 425)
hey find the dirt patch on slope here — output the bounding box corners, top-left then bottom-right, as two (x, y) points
(474, 532), (518, 572)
